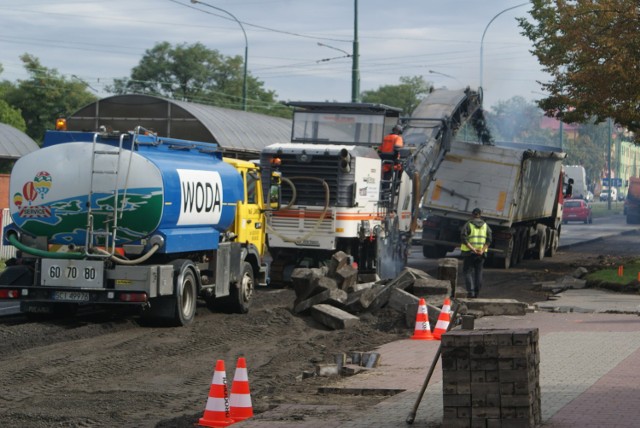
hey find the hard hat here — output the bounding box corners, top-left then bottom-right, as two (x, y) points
(392, 124), (403, 134)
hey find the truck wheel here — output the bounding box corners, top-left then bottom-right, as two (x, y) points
(535, 229), (547, 260)
(546, 230), (559, 257)
(173, 268), (197, 326)
(230, 262), (254, 314)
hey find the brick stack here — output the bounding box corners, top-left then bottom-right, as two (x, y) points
(441, 328), (541, 428)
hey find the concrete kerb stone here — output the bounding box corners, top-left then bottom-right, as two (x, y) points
(310, 303), (359, 330)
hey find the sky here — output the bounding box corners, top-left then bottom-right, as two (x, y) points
(0, 0), (549, 111)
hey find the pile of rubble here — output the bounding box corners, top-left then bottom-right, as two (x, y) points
(291, 251), (530, 331)
(290, 251), (457, 331)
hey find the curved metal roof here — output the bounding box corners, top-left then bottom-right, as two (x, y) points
(67, 94), (291, 158)
(0, 123), (39, 159)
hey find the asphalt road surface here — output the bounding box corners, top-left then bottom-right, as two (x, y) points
(0, 213), (635, 317)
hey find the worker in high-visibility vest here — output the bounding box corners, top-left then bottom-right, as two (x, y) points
(379, 124), (404, 180)
(379, 124), (404, 154)
(460, 208), (492, 298)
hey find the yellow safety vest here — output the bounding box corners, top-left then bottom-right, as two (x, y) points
(461, 222), (488, 252)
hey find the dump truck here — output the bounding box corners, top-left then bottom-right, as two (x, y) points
(421, 141), (566, 269)
(625, 177), (640, 224)
(0, 126), (279, 325)
(260, 88), (491, 283)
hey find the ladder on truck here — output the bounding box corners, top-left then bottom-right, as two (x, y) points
(85, 132), (130, 256)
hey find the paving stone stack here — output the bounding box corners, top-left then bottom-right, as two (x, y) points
(441, 328), (541, 428)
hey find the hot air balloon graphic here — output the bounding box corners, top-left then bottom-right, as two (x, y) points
(33, 171), (52, 199)
(23, 182), (37, 205)
(13, 192), (23, 209)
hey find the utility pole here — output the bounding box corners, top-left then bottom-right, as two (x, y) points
(352, 0), (360, 102)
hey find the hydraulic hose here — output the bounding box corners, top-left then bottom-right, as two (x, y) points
(94, 244), (161, 265)
(8, 233), (85, 260)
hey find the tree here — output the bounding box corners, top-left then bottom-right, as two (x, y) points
(518, 0), (640, 140)
(0, 99), (26, 132)
(360, 76), (432, 116)
(107, 42), (287, 116)
(3, 54), (97, 142)
(0, 64), (26, 131)
(485, 96), (556, 145)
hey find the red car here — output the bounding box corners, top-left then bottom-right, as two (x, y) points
(563, 199), (593, 224)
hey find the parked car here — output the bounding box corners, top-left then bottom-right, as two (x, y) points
(599, 188), (617, 201)
(563, 199), (593, 224)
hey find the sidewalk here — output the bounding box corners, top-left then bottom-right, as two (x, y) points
(239, 290), (640, 427)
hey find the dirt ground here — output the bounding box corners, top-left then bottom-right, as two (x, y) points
(0, 232), (637, 428)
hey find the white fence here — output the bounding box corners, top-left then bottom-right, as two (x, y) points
(0, 209), (16, 260)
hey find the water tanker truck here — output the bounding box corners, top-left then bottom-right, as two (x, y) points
(0, 126), (279, 325)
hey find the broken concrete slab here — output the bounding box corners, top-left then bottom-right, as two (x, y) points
(560, 276), (588, 289)
(316, 364), (340, 377)
(388, 288), (421, 313)
(335, 264), (358, 290)
(294, 287), (346, 314)
(327, 251), (350, 277)
(411, 276), (451, 298)
(387, 267), (433, 291)
(458, 298), (527, 316)
(292, 267), (328, 303)
(437, 257), (458, 289)
(310, 303), (360, 330)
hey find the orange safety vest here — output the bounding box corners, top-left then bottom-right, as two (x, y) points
(379, 134), (403, 153)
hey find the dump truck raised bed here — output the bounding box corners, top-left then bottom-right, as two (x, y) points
(421, 141), (566, 269)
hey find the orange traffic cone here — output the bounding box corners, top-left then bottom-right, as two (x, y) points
(229, 357), (254, 422)
(198, 360), (235, 428)
(618, 265), (624, 277)
(433, 297), (452, 340)
(411, 298), (436, 340)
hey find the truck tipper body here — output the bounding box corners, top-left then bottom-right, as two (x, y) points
(421, 141), (566, 269)
(0, 127), (277, 325)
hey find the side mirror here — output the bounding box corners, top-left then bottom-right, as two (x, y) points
(269, 183), (281, 210)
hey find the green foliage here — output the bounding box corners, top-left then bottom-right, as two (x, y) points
(0, 99), (26, 131)
(107, 42), (286, 116)
(518, 0), (640, 141)
(563, 119), (611, 187)
(2, 54), (97, 142)
(360, 76), (432, 116)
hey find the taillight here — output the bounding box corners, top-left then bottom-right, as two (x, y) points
(0, 289), (20, 299)
(118, 293), (148, 303)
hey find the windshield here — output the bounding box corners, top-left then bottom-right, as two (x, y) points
(292, 111), (386, 144)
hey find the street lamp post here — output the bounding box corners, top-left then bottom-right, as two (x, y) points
(480, 2), (528, 90)
(191, 0), (248, 111)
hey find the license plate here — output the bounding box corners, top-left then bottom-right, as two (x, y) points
(41, 259), (104, 288)
(53, 291), (90, 302)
